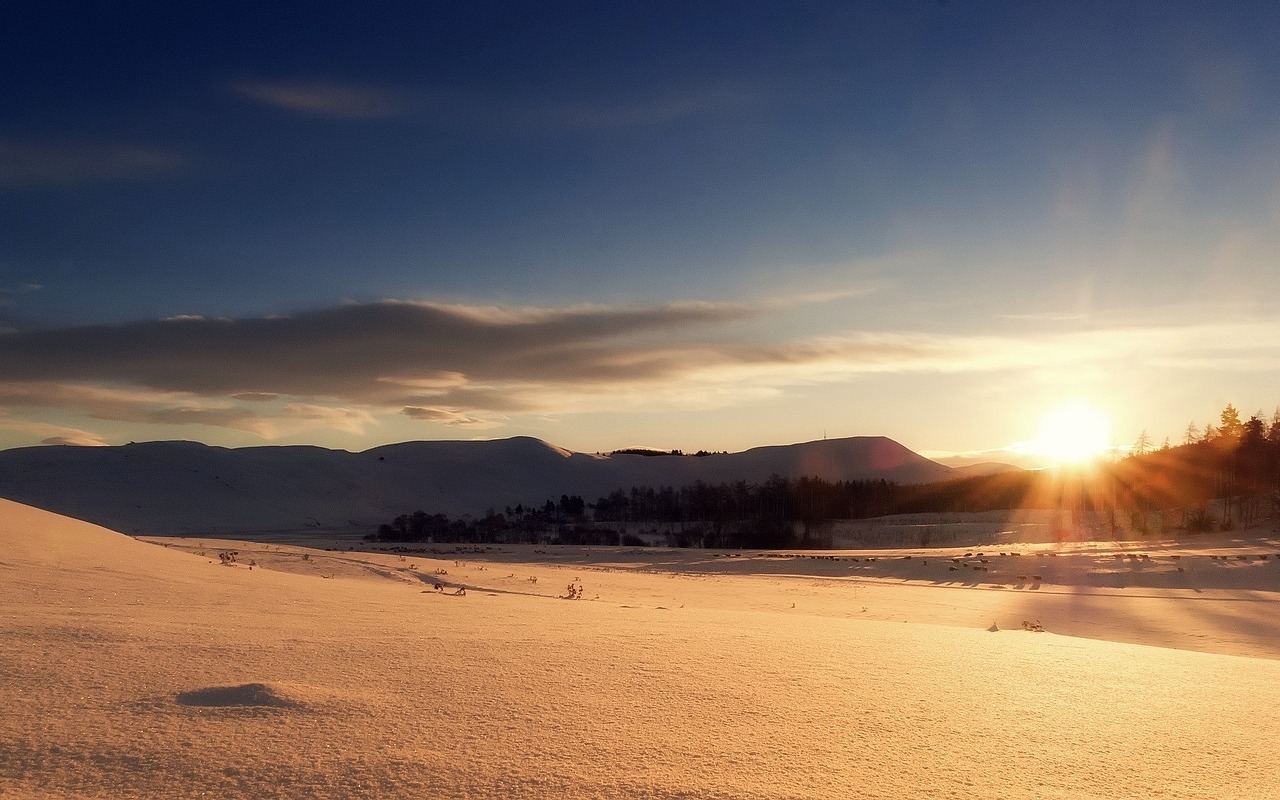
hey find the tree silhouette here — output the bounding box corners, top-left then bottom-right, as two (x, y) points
(1219, 403), (1243, 440)
(1132, 430), (1152, 456)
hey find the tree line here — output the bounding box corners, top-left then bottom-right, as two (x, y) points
(370, 474), (1052, 548)
(1112, 404), (1280, 532)
(370, 403), (1280, 547)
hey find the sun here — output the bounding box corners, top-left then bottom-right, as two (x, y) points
(1033, 401), (1112, 465)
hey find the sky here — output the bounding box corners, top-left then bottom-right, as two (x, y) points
(2, 1), (1280, 465)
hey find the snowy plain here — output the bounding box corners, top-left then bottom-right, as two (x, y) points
(4, 497), (1280, 799)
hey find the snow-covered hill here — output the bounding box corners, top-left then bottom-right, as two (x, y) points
(0, 435), (953, 535)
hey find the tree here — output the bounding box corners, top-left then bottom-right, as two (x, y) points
(557, 494), (585, 520)
(1184, 421), (1200, 445)
(1131, 430), (1152, 457)
(1238, 416), (1270, 526)
(1242, 415), (1266, 445)
(1267, 407), (1280, 445)
(1267, 409), (1280, 495)
(1219, 403), (1243, 440)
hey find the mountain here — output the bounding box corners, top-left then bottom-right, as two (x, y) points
(0, 435), (953, 536)
(947, 461), (1024, 479)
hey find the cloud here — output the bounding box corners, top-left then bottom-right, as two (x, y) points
(40, 435), (106, 446)
(233, 78), (757, 130)
(515, 86), (760, 131)
(0, 299), (769, 436)
(0, 381), (283, 437)
(997, 312), (1092, 322)
(0, 139), (185, 187)
(0, 281), (43, 310)
(233, 80), (409, 119)
(0, 300), (762, 401)
(0, 381), (373, 439)
(278, 403), (377, 435)
(0, 413), (106, 447)
(401, 406), (503, 429)
(2, 298), (1279, 439)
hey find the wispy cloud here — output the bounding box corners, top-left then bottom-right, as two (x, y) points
(401, 406), (504, 429)
(233, 80), (411, 119)
(275, 403), (376, 435)
(0, 381), (280, 436)
(997, 311), (1092, 323)
(0, 299), (761, 436)
(0, 281), (42, 307)
(0, 412), (106, 447)
(0, 381), (374, 439)
(233, 78), (758, 130)
(0, 299), (763, 399)
(1, 298), (1277, 439)
(0, 140), (184, 187)
(514, 86), (759, 131)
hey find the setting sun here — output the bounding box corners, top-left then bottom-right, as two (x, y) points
(1033, 401), (1112, 464)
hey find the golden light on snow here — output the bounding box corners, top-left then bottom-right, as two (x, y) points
(1032, 400), (1111, 465)
(7, 497), (1280, 798)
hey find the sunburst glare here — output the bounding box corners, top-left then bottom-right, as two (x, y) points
(1032, 401), (1112, 465)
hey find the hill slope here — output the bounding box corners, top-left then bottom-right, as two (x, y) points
(0, 435), (953, 535)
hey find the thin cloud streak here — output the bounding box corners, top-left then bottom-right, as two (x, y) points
(234, 78), (758, 130)
(0, 300), (763, 398)
(0, 381), (374, 439)
(233, 80), (410, 119)
(0, 140), (184, 187)
(1, 299), (1277, 438)
(515, 86), (760, 131)
(401, 406), (504, 429)
(0, 413), (106, 447)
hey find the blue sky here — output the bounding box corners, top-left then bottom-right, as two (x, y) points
(2, 2), (1279, 462)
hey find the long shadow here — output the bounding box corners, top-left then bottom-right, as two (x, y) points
(407, 570), (555, 599)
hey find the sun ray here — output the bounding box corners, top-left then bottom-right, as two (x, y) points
(1033, 401), (1112, 465)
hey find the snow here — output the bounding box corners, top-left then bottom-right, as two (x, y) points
(0, 435), (951, 533)
(3, 497), (1280, 798)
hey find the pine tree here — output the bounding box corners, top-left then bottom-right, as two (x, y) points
(1132, 430), (1152, 457)
(1219, 403), (1243, 440)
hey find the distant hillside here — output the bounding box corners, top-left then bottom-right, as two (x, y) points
(947, 461), (1024, 479)
(0, 435), (953, 536)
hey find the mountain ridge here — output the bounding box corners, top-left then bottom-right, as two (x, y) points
(0, 435), (955, 536)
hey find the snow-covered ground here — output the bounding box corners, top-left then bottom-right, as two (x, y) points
(4, 497), (1279, 798)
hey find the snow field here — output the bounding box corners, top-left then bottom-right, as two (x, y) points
(3, 499), (1279, 798)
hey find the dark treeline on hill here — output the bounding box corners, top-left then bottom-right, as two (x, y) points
(1111, 403), (1280, 532)
(371, 404), (1280, 547)
(371, 474), (1048, 548)
(608, 448), (728, 457)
